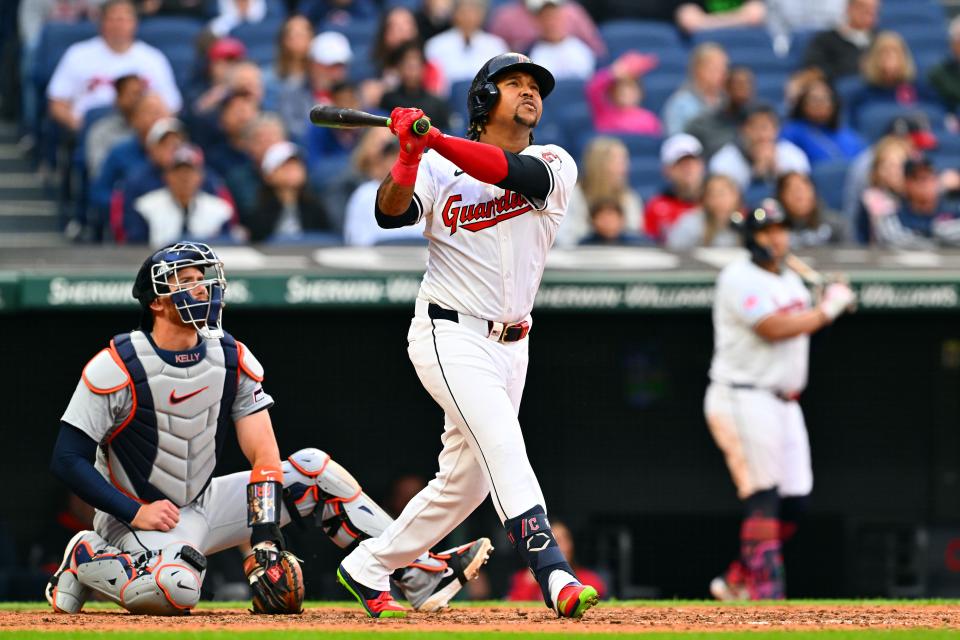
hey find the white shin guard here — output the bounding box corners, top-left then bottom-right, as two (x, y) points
(74, 533), (206, 616)
(284, 448), (394, 549)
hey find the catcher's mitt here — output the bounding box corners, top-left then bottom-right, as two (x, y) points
(243, 542), (305, 614)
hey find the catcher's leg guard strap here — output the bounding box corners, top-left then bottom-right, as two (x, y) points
(283, 448), (394, 549)
(504, 506), (573, 605)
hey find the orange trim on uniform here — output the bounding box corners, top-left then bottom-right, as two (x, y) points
(81, 346), (131, 394)
(237, 341), (264, 382)
(104, 340), (138, 446)
(294, 486), (319, 505)
(287, 453), (330, 478)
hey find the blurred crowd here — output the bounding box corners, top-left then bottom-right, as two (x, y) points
(9, 0), (960, 250)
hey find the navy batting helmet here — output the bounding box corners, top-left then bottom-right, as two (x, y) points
(466, 53), (555, 140)
(733, 198), (789, 263)
(133, 241), (227, 338)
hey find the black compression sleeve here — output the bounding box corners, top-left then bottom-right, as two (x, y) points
(50, 422), (142, 523)
(495, 153), (552, 202)
(375, 190), (421, 229)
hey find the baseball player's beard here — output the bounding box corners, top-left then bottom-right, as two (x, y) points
(513, 108), (538, 129)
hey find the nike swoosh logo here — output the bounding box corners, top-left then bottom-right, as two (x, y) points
(176, 580), (196, 591)
(169, 386), (209, 404)
(454, 169), (464, 176)
(442, 567), (454, 578)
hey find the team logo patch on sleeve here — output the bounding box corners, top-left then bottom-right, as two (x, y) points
(253, 386), (265, 403)
(541, 150), (562, 169)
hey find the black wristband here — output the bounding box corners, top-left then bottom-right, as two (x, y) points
(251, 523), (284, 548)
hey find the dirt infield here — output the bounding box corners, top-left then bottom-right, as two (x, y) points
(4, 604), (960, 632)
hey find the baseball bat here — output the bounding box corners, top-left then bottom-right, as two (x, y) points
(786, 254), (858, 312)
(784, 254), (825, 287)
(308, 105), (432, 136)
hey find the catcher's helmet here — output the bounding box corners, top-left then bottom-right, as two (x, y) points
(133, 241), (227, 339)
(732, 198), (789, 263)
(466, 52), (555, 140)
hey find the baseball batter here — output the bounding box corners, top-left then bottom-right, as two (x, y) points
(46, 242), (492, 616)
(705, 201), (856, 600)
(335, 53), (599, 620)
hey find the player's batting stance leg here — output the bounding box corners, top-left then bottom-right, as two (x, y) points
(336, 53), (598, 619)
(704, 201), (855, 600)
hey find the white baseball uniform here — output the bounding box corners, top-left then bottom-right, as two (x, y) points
(705, 257), (814, 499)
(341, 143), (577, 591)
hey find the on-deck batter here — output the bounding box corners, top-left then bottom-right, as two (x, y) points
(336, 53), (600, 619)
(705, 200), (857, 600)
(45, 242), (491, 616)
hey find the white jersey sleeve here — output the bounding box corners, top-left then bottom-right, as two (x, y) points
(724, 274), (782, 327)
(519, 144), (577, 220)
(232, 341), (274, 420)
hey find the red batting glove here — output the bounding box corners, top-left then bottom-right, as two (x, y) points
(389, 107), (441, 186)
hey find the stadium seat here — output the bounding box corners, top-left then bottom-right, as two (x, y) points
(138, 16), (204, 50)
(33, 21), (98, 91)
(644, 73), (685, 114)
(878, 0), (945, 29)
(628, 155), (663, 191)
(618, 135), (664, 159)
(810, 159), (849, 211)
(449, 80), (473, 124)
(858, 102), (946, 142)
(155, 44), (198, 90)
(650, 48), (692, 76)
(231, 18), (284, 50)
(754, 73), (787, 109)
(600, 20), (685, 62)
(325, 19), (378, 44)
(691, 27), (773, 50)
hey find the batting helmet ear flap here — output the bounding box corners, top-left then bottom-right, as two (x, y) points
(471, 81), (499, 115)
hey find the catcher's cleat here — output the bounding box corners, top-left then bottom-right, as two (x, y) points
(710, 561), (750, 601)
(337, 565), (407, 618)
(397, 537), (494, 612)
(45, 530), (95, 614)
(555, 582), (599, 619)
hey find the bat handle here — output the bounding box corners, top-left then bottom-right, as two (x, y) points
(384, 116), (433, 137)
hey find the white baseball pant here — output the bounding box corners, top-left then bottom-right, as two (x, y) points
(704, 383), (813, 500)
(341, 298), (545, 590)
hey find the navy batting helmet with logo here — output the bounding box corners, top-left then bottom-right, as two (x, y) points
(466, 53), (555, 141)
(732, 198), (789, 263)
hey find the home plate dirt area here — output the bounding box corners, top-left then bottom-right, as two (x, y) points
(4, 603), (960, 632)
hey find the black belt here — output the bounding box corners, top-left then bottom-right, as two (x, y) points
(427, 303), (530, 343)
(729, 383), (800, 403)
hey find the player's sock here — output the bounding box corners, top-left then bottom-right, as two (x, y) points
(503, 506), (577, 606)
(739, 489), (785, 600)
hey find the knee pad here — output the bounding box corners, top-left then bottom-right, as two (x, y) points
(284, 448), (394, 549)
(121, 544), (206, 615)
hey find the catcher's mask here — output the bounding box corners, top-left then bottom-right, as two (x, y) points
(132, 242), (227, 339)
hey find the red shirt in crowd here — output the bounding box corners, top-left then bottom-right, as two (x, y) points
(643, 189), (698, 242)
